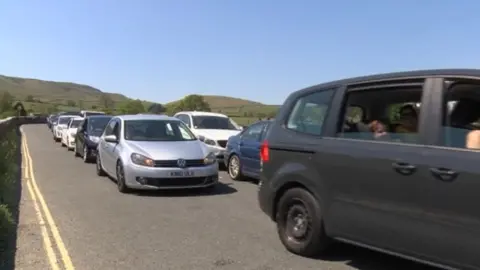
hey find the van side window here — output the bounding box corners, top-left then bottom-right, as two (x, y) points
(286, 90), (335, 135)
(442, 83), (480, 149)
(336, 85), (423, 144)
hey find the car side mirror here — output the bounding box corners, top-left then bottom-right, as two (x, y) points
(104, 135), (118, 143)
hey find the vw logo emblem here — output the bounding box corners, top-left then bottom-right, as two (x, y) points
(177, 159), (186, 168)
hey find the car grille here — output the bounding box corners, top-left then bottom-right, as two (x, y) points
(217, 140), (227, 148)
(154, 159), (205, 168)
(142, 176), (217, 187)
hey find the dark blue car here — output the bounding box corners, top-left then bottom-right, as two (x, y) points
(224, 120), (272, 180)
(74, 115), (113, 162)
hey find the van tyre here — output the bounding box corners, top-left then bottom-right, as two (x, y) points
(96, 155), (106, 176)
(228, 154), (243, 181)
(276, 188), (331, 258)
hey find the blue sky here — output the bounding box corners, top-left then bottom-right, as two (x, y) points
(0, 1), (479, 105)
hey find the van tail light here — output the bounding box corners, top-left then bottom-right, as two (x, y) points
(260, 140), (270, 163)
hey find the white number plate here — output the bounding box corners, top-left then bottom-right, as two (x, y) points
(170, 171), (194, 177)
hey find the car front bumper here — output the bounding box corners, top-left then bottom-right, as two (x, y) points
(123, 162), (219, 190)
(205, 145), (226, 161)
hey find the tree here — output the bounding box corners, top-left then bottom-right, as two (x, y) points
(0, 92), (14, 113)
(78, 100), (84, 109)
(13, 102), (27, 116)
(99, 94), (114, 109)
(118, 99), (145, 114)
(147, 103), (166, 114)
(176, 95), (211, 112)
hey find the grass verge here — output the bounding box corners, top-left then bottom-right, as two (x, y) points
(0, 125), (22, 269)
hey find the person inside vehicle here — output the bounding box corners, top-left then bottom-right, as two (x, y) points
(394, 104), (418, 133)
(447, 98), (480, 149)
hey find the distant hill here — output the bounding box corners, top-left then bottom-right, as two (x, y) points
(0, 74), (130, 107)
(0, 74), (280, 123)
(166, 95), (280, 117)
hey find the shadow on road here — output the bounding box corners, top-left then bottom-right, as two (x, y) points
(131, 182), (238, 197)
(314, 242), (440, 270)
(0, 129), (23, 270)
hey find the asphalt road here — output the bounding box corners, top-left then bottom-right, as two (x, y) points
(21, 124), (437, 270)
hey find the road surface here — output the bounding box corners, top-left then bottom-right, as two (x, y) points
(18, 124), (436, 270)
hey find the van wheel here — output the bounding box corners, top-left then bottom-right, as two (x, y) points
(275, 188), (331, 257)
(228, 154), (243, 181)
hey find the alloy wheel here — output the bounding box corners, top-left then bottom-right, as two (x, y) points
(229, 156), (240, 178)
(83, 145), (88, 162)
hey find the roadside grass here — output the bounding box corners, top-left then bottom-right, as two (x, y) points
(0, 126), (22, 269)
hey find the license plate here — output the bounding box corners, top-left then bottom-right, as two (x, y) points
(170, 171), (194, 177)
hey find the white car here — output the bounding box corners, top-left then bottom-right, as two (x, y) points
(173, 111), (242, 161)
(80, 110), (106, 118)
(53, 115), (77, 142)
(61, 116), (84, 150)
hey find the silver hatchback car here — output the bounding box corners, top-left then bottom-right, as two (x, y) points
(95, 114), (219, 193)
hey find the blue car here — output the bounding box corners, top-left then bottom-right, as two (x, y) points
(224, 120), (272, 180)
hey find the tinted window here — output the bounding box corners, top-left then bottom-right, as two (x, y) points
(286, 90), (335, 135)
(336, 86), (423, 144)
(59, 117), (73, 125)
(442, 83), (480, 149)
(124, 120), (196, 141)
(70, 119), (83, 128)
(89, 117), (112, 136)
(192, 116), (239, 130)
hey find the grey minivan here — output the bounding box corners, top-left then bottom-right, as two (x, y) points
(258, 69), (480, 270)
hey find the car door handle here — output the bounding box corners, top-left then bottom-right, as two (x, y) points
(392, 162), (416, 176)
(430, 168), (458, 182)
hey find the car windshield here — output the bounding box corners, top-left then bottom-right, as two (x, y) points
(59, 117), (72, 125)
(70, 119), (83, 128)
(88, 117), (112, 136)
(192, 116), (240, 130)
(124, 120), (196, 141)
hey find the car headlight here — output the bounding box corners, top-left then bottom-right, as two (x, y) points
(203, 152), (216, 165)
(69, 131), (76, 137)
(131, 153), (155, 167)
(198, 135), (216, 146)
(88, 136), (100, 143)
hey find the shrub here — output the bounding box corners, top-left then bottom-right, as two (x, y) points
(0, 126), (19, 254)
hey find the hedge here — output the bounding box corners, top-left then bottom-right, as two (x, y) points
(0, 116), (46, 266)
(0, 124), (20, 255)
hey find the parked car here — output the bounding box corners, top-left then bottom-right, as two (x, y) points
(224, 120), (272, 181)
(49, 114), (59, 131)
(173, 111), (242, 162)
(53, 115), (76, 142)
(61, 116), (84, 150)
(74, 115), (113, 162)
(258, 69), (480, 270)
(96, 114), (218, 193)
